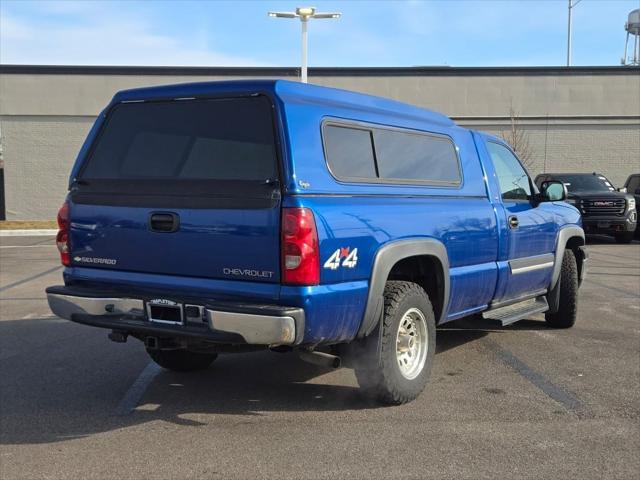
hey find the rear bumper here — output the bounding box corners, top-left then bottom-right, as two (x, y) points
(46, 285), (304, 346)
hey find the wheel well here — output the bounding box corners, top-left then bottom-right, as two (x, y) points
(387, 255), (444, 322)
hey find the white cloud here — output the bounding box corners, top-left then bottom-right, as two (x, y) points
(0, 6), (268, 66)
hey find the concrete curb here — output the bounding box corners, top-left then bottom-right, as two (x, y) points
(0, 229), (58, 237)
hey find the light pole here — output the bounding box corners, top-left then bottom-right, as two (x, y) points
(566, 0), (584, 66)
(268, 6), (341, 83)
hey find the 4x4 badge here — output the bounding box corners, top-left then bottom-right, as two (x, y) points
(324, 247), (358, 270)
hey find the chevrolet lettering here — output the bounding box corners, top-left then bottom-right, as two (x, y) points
(223, 268), (274, 278)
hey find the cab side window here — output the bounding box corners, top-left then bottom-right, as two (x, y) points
(487, 142), (532, 201)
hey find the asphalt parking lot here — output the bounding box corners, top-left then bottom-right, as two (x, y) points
(0, 235), (638, 479)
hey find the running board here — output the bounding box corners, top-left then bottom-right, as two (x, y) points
(482, 296), (549, 326)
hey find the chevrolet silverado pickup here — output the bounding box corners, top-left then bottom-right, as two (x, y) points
(47, 80), (587, 404)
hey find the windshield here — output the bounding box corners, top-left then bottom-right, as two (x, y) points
(551, 175), (615, 194)
(81, 96), (277, 182)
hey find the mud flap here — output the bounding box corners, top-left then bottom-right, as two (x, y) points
(547, 278), (562, 314)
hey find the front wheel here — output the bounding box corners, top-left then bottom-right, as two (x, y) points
(545, 249), (578, 329)
(615, 232), (635, 244)
(353, 281), (436, 405)
(146, 348), (218, 372)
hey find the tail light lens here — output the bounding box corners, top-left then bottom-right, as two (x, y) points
(282, 207), (319, 285)
(56, 202), (70, 266)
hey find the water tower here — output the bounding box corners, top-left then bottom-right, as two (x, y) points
(622, 9), (640, 65)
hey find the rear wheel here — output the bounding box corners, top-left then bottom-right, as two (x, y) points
(615, 232), (635, 244)
(545, 249), (578, 329)
(146, 348), (218, 372)
(353, 281), (436, 405)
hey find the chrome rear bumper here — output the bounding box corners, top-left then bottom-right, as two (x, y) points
(46, 288), (301, 346)
(205, 309), (295, 345)
(48, 293), (144, 318)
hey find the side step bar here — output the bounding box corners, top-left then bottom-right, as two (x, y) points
(482, 296), (549, 326)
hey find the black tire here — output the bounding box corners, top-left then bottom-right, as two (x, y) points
(545, 249), (578, 329)
(353, 281), (436, 405)
(146, 348), (218, 372)
(615, 232), (635, 244)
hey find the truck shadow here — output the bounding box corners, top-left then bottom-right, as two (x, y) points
(0, 317), (375, 446)
(436, 316), (547, 354)
(0, 314), (549, 446)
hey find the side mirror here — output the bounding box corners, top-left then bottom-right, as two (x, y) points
(635, 187), (640, 195)
(541, 180), (567, 201)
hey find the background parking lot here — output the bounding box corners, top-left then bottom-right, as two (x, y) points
(1, 235), (638, 479)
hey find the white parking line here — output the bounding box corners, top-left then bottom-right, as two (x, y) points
(114, 362), (163, 416)
(0, 245), (56, 249)
(19, 313), (57, 320)
(0, 230), (57, 236)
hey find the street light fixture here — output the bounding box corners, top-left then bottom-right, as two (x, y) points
(268, 6), (341, 83)
(566, 0), (584, 66)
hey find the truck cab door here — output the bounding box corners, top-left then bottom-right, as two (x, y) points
(483, 140), (558, 303)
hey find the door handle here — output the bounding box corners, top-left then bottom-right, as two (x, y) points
(508, 215), (519, 229)
(149, 212), (179, 233)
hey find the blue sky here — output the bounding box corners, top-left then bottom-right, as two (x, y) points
(1, 0), (638, 67)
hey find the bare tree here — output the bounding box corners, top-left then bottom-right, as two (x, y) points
(500, 107), (535, 170)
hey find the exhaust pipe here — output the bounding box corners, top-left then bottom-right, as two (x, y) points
(298, 350), (341, 369)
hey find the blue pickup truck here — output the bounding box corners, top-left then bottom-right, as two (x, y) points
(47, 80), (587, 404)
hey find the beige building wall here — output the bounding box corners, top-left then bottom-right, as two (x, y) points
(459, 121), (640, 179)
(0, 116), (94, 220)
(1, 66), (638, 220)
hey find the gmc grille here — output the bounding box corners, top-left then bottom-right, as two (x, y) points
(581, 198), (626, 216)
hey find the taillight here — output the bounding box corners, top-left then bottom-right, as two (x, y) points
(281, 207), (319, 285)
(56, 202), (70, 266)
